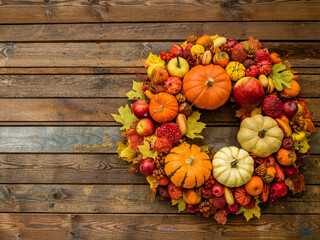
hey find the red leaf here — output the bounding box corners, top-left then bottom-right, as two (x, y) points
(125, 127), (144, 151)
(214, 209), (228, 225)
(285, 173), (305, 195)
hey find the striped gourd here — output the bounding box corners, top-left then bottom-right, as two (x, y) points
(225, 61), (246, 81)
(164, 143), (212, 189)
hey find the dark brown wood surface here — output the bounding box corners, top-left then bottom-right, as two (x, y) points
(0, 2), (319, 239)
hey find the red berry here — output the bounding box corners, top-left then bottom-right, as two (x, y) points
(162, 56), (167, 61)
(160, 51), (166, 56)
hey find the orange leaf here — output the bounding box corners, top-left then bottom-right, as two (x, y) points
(285, 174), (305, 195)
(214, 209), (228, 225)
(235, 108), (247, 118)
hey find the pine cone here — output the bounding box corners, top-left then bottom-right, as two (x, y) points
(187, 35), (198, 43)
(262, 174), (274, 183)
(175, 92), (186, 104)
(254, 163), (267, 177)
(220, 44), (233, 54)
(199, 199), (217, 218)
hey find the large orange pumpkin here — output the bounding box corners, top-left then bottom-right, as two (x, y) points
(149, 92), (179, 123)
(183, 64), (231, 110)
(165, 142), (212, 189)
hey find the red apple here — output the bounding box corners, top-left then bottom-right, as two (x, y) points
(170, 44), (183, 57)
(136, 118), (154, 136)
(139, 158), (155, 176)
(225, 202), (240, 214)
(233, 77), (265, 109)
(183, 43), (193, 58)
(132, 100), (149, 118)
(283, 101), (298, 118)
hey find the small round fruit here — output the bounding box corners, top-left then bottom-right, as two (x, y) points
(132, 101), (149, 118)
(282, 138), (294, 149)
(244, 176), (264, 196)
(276, 148), (297, 166)
(225, 202), (240, 214)
(283, 101), (298, 118)
(140, 158), (155, 176)
(262, 95), (283, 117)
(136, 118), (154, 137)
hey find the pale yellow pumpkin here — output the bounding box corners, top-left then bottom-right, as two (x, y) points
(237, 114), (284, 158)
(225, 61), (246, 81)
(212, 146), (254, 188)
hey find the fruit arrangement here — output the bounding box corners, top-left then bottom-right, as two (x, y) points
(113, 34), (316, 224)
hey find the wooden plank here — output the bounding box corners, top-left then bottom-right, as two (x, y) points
(0, 126), (319, 154)
(0, 23), (203, 42)
(0, 98), (318, 123)
(0, 214), (319, 240)
(0, 74), (319, 98)
(0, 184), (319, 214)
(1, 22), (320, 42)
(1, 0), (319, 23)
(0, 42), (319, 68)
(0, 154), (318, 184)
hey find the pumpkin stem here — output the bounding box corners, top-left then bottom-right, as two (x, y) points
(231, 159), (239, 168)
(258, 128), (268, 138)
(177, 52), (181, 68)
(186, 156), (194, 166)
(206, 78), (214, 87)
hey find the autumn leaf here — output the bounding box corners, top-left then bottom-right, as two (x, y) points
(236, 196), (261, 221)
(235, 107), (247, 118)
(294, 139), (310, 153)
(285, 173), (305, 195)
(146, 175), (157, 202)
(172, 198), (186, 213)
(126, 81), (146, 101)
(200, 145), (209, 153)
(141, 53), (165, 67)
(186, 111), (206, 139)
(117, 142), (137, 163)
(270, 63), (294, 91)
(214, 209), (228, 225)
(138, 134), (158, 159)
(111, 104), (137, 131)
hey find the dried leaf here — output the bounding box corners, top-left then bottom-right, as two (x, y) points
(146, 175), (157, 202)
(251, 107), (261, 116)
(126, 81), (146, 101)
(285, 173), (305, 194)
(214, 208), (228, 225)
(172, 198), (186, 213)
(294, 139), (310, 154)
(186, 111), (206, 139)
(236, 196), (261, 221)
(270, 63), (294, 91)
(200, 145), (209, 153)
(111, 104), (137, 131)
(138, 135), (158, 159)
(117, 142), (137, 162)
(235, 107), (247, 118)
(141, 53), (165, 68)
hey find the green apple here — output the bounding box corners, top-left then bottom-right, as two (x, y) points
(167, 56), (190, 78)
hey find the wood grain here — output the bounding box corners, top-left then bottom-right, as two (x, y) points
(0, 42), (319, 67)
(0, 74), (319, 98)
(0, 0), (319, 23)
(0, 184), (318, 214)
(0, 213), (318, 240)
(0, 98), (318, 123)
(0, 154), (319, 184)
(1, 22), (320, 42)
(0, 126), (319, 154)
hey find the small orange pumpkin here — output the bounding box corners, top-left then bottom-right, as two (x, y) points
(276, 148), (297, 166)
(213, 51), (230, 67)
(167, 182), (183, 200)
(196, 35), (213, 49)
(234, 187), (252, 206)
(183, 64), (231, 110)
(183, 188), (201, 205)
(149, 93), (179, 123)
(151, 67), (169, 84)
(260, 183), (269, 202)
(244, 176), (264, 196)
(270, 52), (282, 64)
(281, 80), (300, 98)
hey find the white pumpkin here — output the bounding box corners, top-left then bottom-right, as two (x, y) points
(237, 114), (284, 158)
(212, 146), (254, 187)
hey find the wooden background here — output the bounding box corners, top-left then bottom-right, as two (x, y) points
(0, 1), (320, 239)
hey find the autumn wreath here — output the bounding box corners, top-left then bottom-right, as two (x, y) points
(112, 34), (316, 224)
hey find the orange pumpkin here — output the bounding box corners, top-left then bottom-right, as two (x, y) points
(281, 80), (300, 98)
(167, 182), (183, 200)
(151, 67), (169, 84)
(149, 92), (179, 123)
(276, 148), (297, 166)
(244, 176), (264, 196)
(183, 64), (231, 110)
(213, 51), (230, 67)
(196, 35), (213, 49)
(270, 52), (282, 64)
(183, 188), (201, 205)
(164, 142), (212, 189)
(260, 184), (269, 202)
(234, 187), (252, 206)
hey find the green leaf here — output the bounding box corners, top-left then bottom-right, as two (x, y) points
(111, 104), (137, 131)
(294, 139), (310, 153)
(126, 81), (146, 101)
(269, 63), (294, 91)
(186, 111), (206, 139)
(236, 196), (261, 221)
(138, 135), (158, 159)
(199, 145), (209, 153)
(172, 198), (186, 213)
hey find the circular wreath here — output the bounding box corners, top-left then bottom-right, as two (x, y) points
(112, 34), (316, 224)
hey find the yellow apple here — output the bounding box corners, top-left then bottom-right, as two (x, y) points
(167, 57), (189, 78)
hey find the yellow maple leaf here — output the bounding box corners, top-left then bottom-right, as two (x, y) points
(138, 135), (158, 159)
(141, 53), (165, 68)
(236, 196), (261, 221)
(186, 111), (206, 139)
(126, 81), (146, 101)
(111, 104), (137, 131)
(117, 142), (137, 162)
